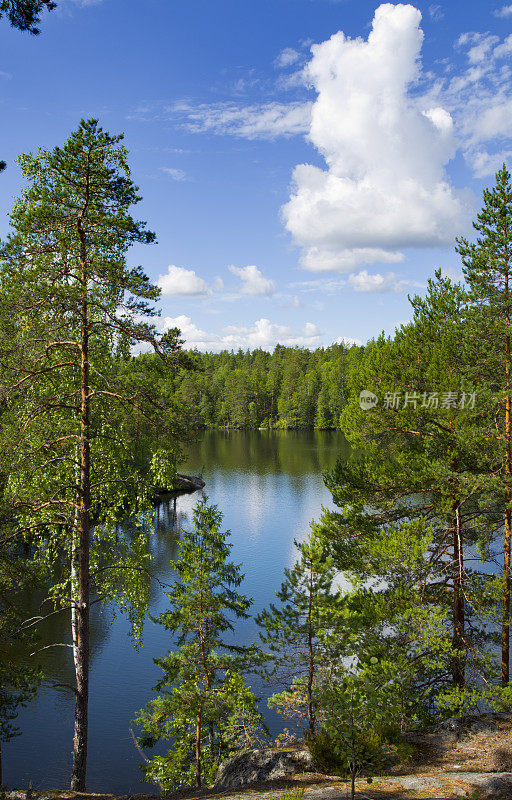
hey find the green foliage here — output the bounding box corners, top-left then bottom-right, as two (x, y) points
(135, 498), (267, 791)
(0, 118), (186, 632)
(0, 119), (191, 787)
(257, 531), (343, 734)
(0, 0), (55, 34)
(315, 267), (504, 719)
(307, 663), (407, 800)
(170, 343), (364, 430)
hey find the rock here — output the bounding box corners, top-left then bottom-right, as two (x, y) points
(214, 748), (315, 791)
(153, 474), (205, 502)
(441, 771), (512, 799)
(404, 711), (512, 752)
(392, 775), (444, 791)
(174, 473), (205, 492)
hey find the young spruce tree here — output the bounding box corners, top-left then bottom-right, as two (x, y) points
(135, 498), (265, 792)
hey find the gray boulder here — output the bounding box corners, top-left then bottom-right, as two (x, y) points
(214, 748), (314, 791)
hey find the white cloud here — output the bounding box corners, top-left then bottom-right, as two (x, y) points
(456, 32), (499, 65)
(348, 270), (403, 293)
(300, 247), (404, 273)
(418, 27), (512, 176)
(336, 335), (363, 347)
(0, 71), (12, 79)
(290, 277), (347, 293)
(282, 3), (470, 273)
(157, 265), (212, 297)
(275, 48), (301, 68)
(161, 167), (188, 182)
(496, 5), (512, 17)
(170, 100), (312, 140)
(229, 264), (277, 296)
(163, 315), (323, 351)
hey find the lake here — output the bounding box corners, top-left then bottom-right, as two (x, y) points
(5, 430), (349, 794)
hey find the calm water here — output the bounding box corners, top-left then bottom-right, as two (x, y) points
(6, 430), (348, 794)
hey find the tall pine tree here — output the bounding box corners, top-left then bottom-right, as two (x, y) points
(0, 119), (184, 789)
(457, 164), (512, 685)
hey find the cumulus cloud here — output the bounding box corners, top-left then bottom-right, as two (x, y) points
(163, 315), (323, 351)
(169, 100), (312, 139)
(282, 3), (471, 272)
(348, 270), (404, 293)
(229, 264), (277, 296)
(157, 265), (213, 296)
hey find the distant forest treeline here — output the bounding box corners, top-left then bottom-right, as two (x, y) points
(170, 343), (365, 429)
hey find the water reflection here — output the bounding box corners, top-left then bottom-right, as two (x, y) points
(5, 430), (347, 794)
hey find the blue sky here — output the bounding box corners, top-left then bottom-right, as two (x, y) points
(1, 0), (511, 350)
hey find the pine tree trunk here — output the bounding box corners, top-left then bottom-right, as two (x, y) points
(349, 705), (356, 800)
(71, 222), (91, 791)
(503, 274), (512, 687)
(503, 474), (511, 686)
(195, 708), (202, 789)
(452, 502), (465, 689)
(71, 510), (79, 672)
(307, 560), (315, 735)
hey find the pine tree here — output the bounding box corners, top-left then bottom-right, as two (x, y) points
(322, 272), (500, 709)
(0, 119), (185, 789)
(257, 531), (341, 735)
(457, 164), (512, 685)
(135, 499), (265, 792)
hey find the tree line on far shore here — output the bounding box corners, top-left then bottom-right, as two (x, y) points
(167, 343), (364, 430)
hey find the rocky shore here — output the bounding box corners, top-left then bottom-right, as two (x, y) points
(10, 713), (512, 800)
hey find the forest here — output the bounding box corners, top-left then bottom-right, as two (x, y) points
(170, 343), (364, 430)
(2, 115), (512, 800)
(2, 6), (512, 798)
